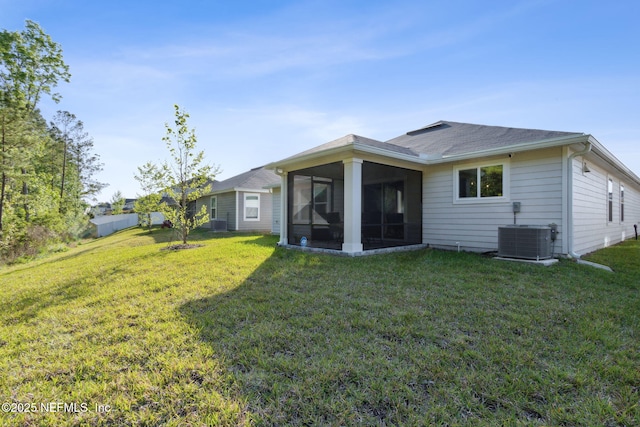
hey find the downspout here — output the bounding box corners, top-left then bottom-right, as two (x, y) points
(567, 140), (592, 258)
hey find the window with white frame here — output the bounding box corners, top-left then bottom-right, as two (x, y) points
(244, 193), (260, 221)
(210, 196), (217, 220)
(455, 162), (507, 202)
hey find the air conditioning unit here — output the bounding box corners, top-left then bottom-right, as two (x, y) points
(498, 225), (552, 260)
(211, 219), (227, 232)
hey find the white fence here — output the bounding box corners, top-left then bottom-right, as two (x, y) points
(89, 212), (164, 237)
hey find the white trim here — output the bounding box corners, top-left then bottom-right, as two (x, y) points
(244, 193), (261, 221)
(561, 146), (569, 255)
(279, 172), (288, 245)
(235, 192), (239, 230)
(452, 160), (510, 204)
(208, 187), (271, 196)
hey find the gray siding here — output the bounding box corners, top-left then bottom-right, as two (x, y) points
(236, 191), (273, 232)
(423, 147), (565, 253)
(218, 193), (237, 230)
(196, 192), (237, 230)
(572, 154), (640, 255)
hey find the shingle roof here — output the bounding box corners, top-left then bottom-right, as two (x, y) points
(265, 120), (589, 172)
(386, 121), (583, 157)
(276, 133), (419, 163)
(210, 166), (280, 193)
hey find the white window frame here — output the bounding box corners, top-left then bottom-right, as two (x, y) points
(453, 160), (510, 204)
(210, 196), (217, 220)
(244, 193), (260, 221)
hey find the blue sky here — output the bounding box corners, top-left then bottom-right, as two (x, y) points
(3, 0), (640, 201)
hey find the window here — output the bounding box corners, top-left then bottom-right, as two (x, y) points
(244, 193), (260, 221)
(210, 196), (217, 220)
(620, 184), (625, 222)
(608, 179), (613, 222)
(456, 163), (506, 201)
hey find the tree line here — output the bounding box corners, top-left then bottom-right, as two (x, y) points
(1, 20), (105, 263)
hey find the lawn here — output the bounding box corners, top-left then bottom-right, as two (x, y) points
(0, 228), (638, 426)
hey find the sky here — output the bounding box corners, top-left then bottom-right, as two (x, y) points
(2, 0), (640, 202)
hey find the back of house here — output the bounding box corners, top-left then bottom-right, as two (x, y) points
(265, 120), (640, 257)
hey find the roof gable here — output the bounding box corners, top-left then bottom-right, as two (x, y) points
(275, 133), (419, 164)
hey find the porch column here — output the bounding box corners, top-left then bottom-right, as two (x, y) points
(342, 158), (363, 253)
(278, 171), (288, 246)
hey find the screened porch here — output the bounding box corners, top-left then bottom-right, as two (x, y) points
(286, 160), (422, 251)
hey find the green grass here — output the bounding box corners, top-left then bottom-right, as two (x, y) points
(1, 228), (639, 426)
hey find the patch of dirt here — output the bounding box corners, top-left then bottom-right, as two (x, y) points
(161, 244), (204, 251)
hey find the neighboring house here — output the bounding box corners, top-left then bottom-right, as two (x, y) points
(123, 198), (137, 213)
(194, 166), (280, 232)
(265, 120), (640, 257)
(90, 202), (111, 217)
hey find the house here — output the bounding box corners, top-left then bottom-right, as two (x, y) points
(194, 166), (280, 232)
(265, 120), (640, 257)
(123, 198), (137, 213)
(90, 202), (111, 217)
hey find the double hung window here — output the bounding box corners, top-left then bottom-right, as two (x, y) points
(244, 193), (260, 221)
(210, 196), (217, 220)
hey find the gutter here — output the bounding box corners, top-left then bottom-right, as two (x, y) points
(567, 139), (593, 259)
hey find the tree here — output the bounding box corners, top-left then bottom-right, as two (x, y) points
(110, 190), (124, 215)
(0, 20), (70, 232)
(160, 104), (218, 244)
(49, 111), (78, 212)
(69, 126), (106, 202)
(134, 161), (164, 231)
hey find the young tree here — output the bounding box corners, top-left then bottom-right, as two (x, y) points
(133, 161), (164, 231)
(110, 190), (124, 215)
(160, 104), (218, 245)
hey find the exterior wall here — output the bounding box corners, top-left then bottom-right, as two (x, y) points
(272, 187), (281, 235)
(196, 192), (237, 230)
(197, 191), (274, 232)
(423, 147), (565, 253)
(236, 190), (273, 232)
(217, 193), (237, 230)
(572, 153), (640, 255)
